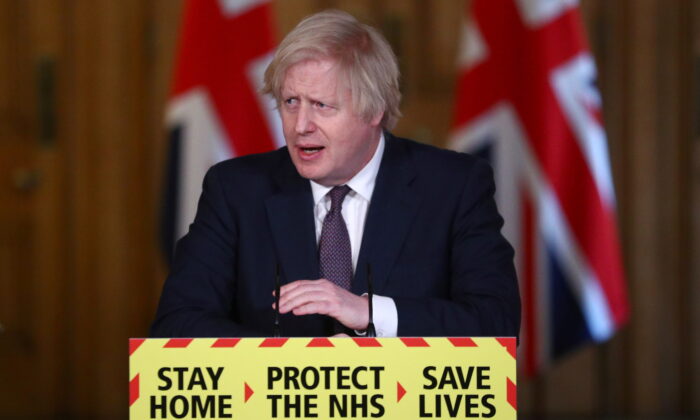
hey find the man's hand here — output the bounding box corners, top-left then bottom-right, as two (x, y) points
(274, 279), (369, 331)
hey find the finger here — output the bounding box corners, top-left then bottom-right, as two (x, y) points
(290, 300), (333, 317)
(279, 291), (335, 314)
(277, 279), (327, 296)
(275, 279), (305, 296)
(280, 282), (356, 315)
(291, 294), (368, 331)
(278, 281), (336, 306)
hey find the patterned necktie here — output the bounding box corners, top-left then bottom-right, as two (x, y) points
(319, 185), (353, 289)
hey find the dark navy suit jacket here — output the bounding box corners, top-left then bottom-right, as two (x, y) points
(151, 133), (520, 338)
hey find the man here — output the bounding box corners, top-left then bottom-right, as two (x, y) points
(151, 10), (520, 338)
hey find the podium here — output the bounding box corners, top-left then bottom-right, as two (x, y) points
(129, 337), (516, 419)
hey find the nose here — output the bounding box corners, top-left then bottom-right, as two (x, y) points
(295, 104), (316, 135)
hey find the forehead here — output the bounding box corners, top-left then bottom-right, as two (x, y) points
(281, 58), (347, 96)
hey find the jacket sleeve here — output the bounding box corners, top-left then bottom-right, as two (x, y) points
(393, 159), (521, 338)
(150, 164), (265, 338)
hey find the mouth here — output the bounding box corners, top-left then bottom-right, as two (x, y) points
(298, 145), (325, 157)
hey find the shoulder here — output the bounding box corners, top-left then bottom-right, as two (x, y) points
(202, 147), (295, 200)
(209, 147), (290, 179)
(385, 132), (492, 182)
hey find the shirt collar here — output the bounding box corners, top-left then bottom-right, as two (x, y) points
(310, 132), (385, 205)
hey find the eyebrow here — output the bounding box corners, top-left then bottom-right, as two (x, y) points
(282, 91), (337, 106)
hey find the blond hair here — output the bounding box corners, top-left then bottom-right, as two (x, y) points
(262, 9), (402, 130)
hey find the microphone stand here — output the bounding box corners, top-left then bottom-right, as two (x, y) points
(273, 263), (281, 338)
(366, 263), (376, 338)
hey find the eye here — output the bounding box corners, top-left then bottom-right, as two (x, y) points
(283, 97), (298, 106)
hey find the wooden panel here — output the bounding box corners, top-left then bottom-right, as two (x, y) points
(587, 1), (636, 415)
(0, 0), (68, 416)
(28, 0), (70, 414)
(623, 0), (664, 414)
(274, 0), (318, 38)
(543, 348), (599, 414)
(655, 1), (693, 413)
(690, 0), (700, 414)
(378, 0), (461, 145)
(146, 0), (184, 316)
(331, 0), (374, 22)
(430, 0), (463, 92)
(60, 0), (158, 415)
(63, 1), (99, 415)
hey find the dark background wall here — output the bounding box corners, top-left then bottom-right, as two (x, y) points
(0, 0), (698, 418)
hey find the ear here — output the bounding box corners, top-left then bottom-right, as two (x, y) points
(369, 111), (384, 127)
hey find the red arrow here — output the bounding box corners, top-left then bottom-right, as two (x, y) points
(244, 382), (254, 403)
(397, 382), (406, 402)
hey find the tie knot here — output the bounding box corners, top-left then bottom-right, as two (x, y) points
(328, 185), (351, 213)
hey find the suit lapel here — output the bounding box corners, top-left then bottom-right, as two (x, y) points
(265, 154), (319, 283)
(354, 134), (419, 295)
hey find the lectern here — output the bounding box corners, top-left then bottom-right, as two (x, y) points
(129, 337), (516, 419)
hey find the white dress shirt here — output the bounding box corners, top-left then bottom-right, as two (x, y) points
(309, 134), (398, 337)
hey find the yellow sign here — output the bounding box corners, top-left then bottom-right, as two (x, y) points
(129, 337), (516, 419)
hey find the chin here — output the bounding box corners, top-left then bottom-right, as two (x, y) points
(293, 164), (324, 182)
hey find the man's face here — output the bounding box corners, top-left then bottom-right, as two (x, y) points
(279, 58), (382, 187)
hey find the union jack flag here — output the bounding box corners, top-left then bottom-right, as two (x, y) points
(161, 0), (284, 259)
(448, 0), (630, 375)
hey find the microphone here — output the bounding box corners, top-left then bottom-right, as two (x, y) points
(273, 263), (281, 338)
(366, 263), (376, 338)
